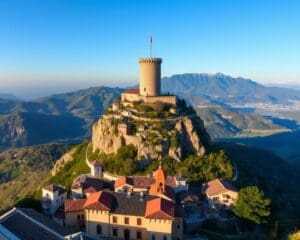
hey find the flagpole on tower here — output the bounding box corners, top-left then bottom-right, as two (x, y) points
(150, 35), (152, 57)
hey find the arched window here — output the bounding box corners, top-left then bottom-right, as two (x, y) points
(96, 224), (102, 234)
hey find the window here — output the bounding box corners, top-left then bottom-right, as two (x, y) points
(212, 196), (219, 201)
(96, 224), (102, 234)
(124, 217), (129, 224)
(223, 194), (231, 199)
(137, 231), (142, 239)
(81, 214), (84, 220)
(113, 228), (118, 237)
(77, 215), (80, 221)
(152, 234), (155, 240)
(137, 218), (142, 226)
(163, 236), (168, 240)
(113, 216), (117, 223)
(177, 224), (180, 230)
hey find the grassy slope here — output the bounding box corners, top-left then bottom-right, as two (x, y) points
(47, 142), (90, 189)
(0, 144), (71, 211)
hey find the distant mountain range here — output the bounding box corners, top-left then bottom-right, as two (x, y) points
(267, 83), (300, 90)
(161, 73), (300, 106)
(1, 73), (300, 149)
(196, 107), (288, 139)
(0, 87), (122, 150)
(0, 93), (17, 101)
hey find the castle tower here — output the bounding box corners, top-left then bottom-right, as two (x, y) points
(139, 58), (162, 97)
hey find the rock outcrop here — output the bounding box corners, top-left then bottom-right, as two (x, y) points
(91, 112), (210, 163)
(51, 148), (76, 176)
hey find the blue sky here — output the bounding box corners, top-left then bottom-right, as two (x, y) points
(0, 0), (300, 98)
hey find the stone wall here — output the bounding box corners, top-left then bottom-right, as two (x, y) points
(121, 93), (177, 105)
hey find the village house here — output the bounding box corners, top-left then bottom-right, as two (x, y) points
(176, 190), (199, 208)
(202, 178), (238, 208)
(41, 184), (67, 215)
(114, 165), (189, 201)
(71, 174), (107, 199)
(64, 191), (183, 240)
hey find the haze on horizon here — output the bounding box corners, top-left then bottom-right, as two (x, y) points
(0, 0), (300, 99)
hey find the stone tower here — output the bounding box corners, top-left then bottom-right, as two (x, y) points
(139, 58), (162, 97)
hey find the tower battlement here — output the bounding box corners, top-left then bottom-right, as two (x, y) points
(139, 58), (162, 64)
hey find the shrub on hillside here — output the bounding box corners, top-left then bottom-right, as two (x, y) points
(181, 150), (233, 183)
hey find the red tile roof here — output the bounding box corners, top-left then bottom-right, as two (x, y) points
(124, 88), (140, 94)
(132, 176), (153, 189)
(203, 178), (237, 196)
(83, 191), (112, 211)
(114, 177), (134, 188)
(145, 198), (174, 220)
(115, 176), (153, 189)
(64, 199), (86, 212)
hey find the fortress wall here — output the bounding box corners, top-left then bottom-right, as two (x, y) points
(121, 93), (177, 105)
(121, 92), (142, 102)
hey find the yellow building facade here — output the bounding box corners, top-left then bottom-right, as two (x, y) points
(64, 191), (183, 240)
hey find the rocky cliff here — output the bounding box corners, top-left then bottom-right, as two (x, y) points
(91, 105), (211, 163)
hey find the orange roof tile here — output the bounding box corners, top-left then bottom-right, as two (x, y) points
(114, 177), (134, 188)
(203, 178), (237, 196)
(145, 198), (174, 220)
(83, 191), (112, 211)
(124, 88), (140, 94)
(64, 199), (86, 212)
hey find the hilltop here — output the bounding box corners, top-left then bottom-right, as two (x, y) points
(91, 99), (211, 164)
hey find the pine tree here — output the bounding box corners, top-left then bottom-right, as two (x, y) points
(233, 186), (271, 224)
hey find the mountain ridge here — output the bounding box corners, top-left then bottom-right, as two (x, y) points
(161, 73), (300, 105)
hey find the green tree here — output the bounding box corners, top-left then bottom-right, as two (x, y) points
(233, 186), (271, 224)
